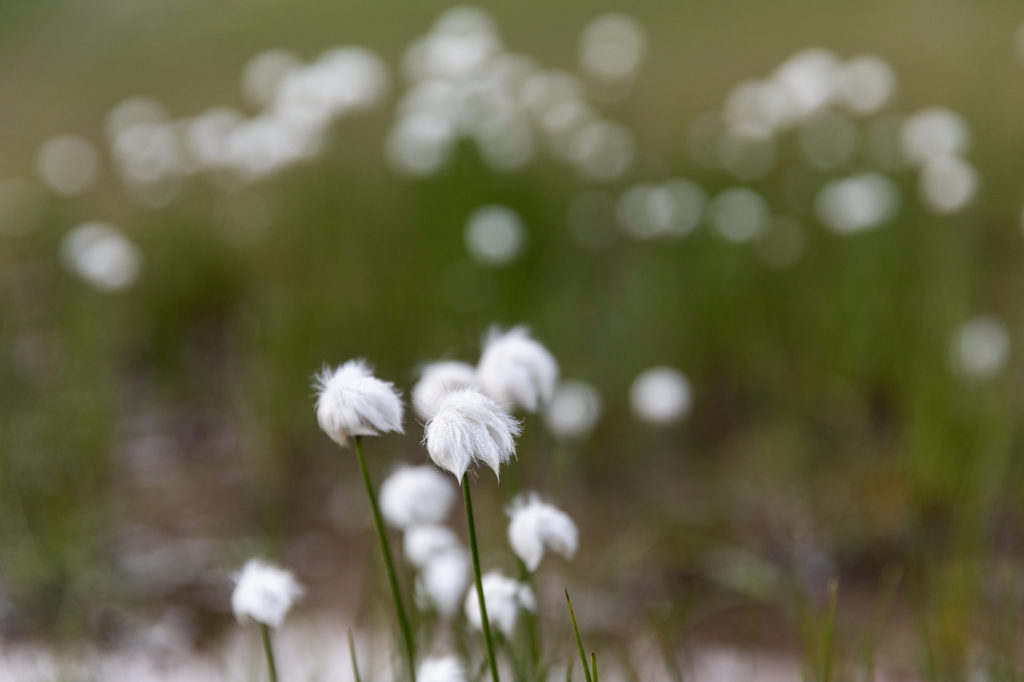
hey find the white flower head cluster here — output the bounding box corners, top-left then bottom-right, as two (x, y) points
(476, 326), (559, 412)
(424, 388), (520, 480)
(314, 359), (404, 447)
(418, 655), (467, 682)
(464, 571), (535, 637)
(380, 465), (456, 529)
(231, 559), (304, 628)
(413, 361), (478, 420)
(507, 494), (579, 572)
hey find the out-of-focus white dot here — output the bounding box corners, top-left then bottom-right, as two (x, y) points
(36, 135), (101, 196)
(772, 48), (840, 118)
(544, 381), (602, 440)
(630, 367), (692, 425)
(569, 119), (635, 181)
(723, 79), (798, 140)
(387, 112), (456, 176)
(798, 111), (857, 169)
(900, 107), (971, 166)
(756, 216), (805, 268)
(816, 172), (900, 234)
(949, 315), (1009, 381)
(579, 13), (647, 86)
(0, 178), (45, 236)
(834, 55), (896, 115)
(106, 97), (168, 140)
(617, 180), (706, 240)
(61, 221), (142, 292)
(464, 205), (527, 266)
(918, 156), (978, 214)
(567, 190), (617, 249)
(709, 188), (768, 243)
(718, 132), (776, 180)
(242, 49), (301, 110)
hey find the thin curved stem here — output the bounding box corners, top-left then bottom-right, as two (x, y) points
(260, 624), (279, 682)
(462, 474), (501, 682)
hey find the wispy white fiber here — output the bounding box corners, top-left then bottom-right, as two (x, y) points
(412, 361), (478, 420)
(424, 388), (520, 480)
(507, 493), (579, 572)
(231, 559), (304, 628)
(476, 326), (558, 412)
(314, 359), (404, 447)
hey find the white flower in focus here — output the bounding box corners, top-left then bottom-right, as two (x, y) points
(380, 465), (456, 529)
(404, 525), (462, 568)
(507, 494), (578, 572)
(413, 361), (478, 420)
(231, 559), (304, 628)
(416, 549), (471, 618)
(424, 388), (520, 480)
(630, 366), (692, 425)
(463, 571), (535, 637)
(418, 655), (467, 682)
(476, 326), (559, 412)
(314, 359), (404, 447)
(544, 380), (602, 440)
(61, 222), (143, 292)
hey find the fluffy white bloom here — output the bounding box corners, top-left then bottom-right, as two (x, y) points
(418, 656), (467, 682)
(314, 359), (404, 447)
(413, 361), (478, 420)
(476, 326), (559, 412)
(231, 559), (304, 628)
(464, 571), (535, 637)
(379, 465), (456, 529)
(404, 524), (462, 568)
(416, 549), (471, 618)
(424, 388), (520, 480)
(507, 494), (579, 572)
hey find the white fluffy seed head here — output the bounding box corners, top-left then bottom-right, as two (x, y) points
(403, 524), (462, 568)
(379, 465), (456, 530)
(424, 388), (521, 480)
(416, 549), (471, 618)
(413, 361), (479, 420)
(314, 359), (404, 447)
(418, 656), (467, 682)
(476, 326), (559, 412)
(231, 559), (304, 628)
(507, 493), (579, 572)
(463, 571), (535, 637)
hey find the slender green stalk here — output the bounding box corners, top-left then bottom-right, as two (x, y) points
(565, 590), (593, 682)
(518, 560), (541, 680)
(821, 579), (839, 682)
(354, 437), (416, 681)
(260, 624), (279, 682)
(347, 629), (363, 682)
(462, 474), (501, 682)
(591, 653), (599, 682)
(565, 658), (574, 682)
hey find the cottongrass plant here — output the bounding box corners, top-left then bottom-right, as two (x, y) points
(231, 559), (304, 682)
(477, 327), (559, 413)
(314, 358), (417, 681)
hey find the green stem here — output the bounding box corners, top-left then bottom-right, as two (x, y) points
(260, 624), (279, 682)
(518, 561), (541, 680)
(347, 629), (363, 682)
(566, 590), (593, 682)
(463, 474), (501, 682)
(354, 437), (416, 681)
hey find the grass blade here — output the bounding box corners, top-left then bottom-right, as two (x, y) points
(347, 629), (363, 682)
(565, 590), (593, 682)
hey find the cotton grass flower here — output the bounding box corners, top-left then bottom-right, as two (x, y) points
(418, 656), (467, 682)
(507, 494), (579, 572)
(379, 465), (456, 529)
(476, 326), (558, 412)
(416, 549), (471, 618)
(231, 559), (304, 628)
(464, 571), (536, 638)
(403, 525), (462, 568)
(314, 359), (404, 447)
(424, 388), (520, 481)
(544, 380), (602, 440)
(412, 361), (478, 420)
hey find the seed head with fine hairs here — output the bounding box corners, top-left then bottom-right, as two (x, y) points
(476, 326), (559, 412)
(507, 493), (579, 572)
(413, 360), (478, 420)
(379, 465), (456, 529)
(423, 388), (521, 480)
(231, 559), (304, 628)
(463, 570), (536, 638)
(314, 358), (404, 447)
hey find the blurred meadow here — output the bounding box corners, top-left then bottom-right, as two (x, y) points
(4, 0), (1024, 678)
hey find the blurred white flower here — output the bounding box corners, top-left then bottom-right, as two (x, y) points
(231, 559), (304, 628)
(900, 107), (971, 166)
(772, 48), (840, 119)
(413, 361), (479, 420)
(403, 525), (462, 568)
(544, 381), (602, 440)
(314, 359), (404, 447)
(417, 549), (471, 618)
(61, 221), (143, 292)
(424, 388), (520, 480)
(578, 13), (647, 88)
(36, 134), (100, 196)
(630, 366), (692, 425)
(708, 188), (769, 243)
(242, 49), (301, 109)
(834, 55), (896, 115)
(918, 156), (978, 214)
(476, 326), (559, 412)
(507, 494), (578, 571)
(949, 315), (1010, 381)
(464, 571), (535, 637)
(464, 205), (527, 266)
(418, 655), (467, 682)
(815, 172), (900, 234)
(379, 465), (455, 529)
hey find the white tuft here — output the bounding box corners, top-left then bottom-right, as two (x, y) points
(314, 359), (404, 447)
(424, 388), (520, 480)
(464, 571), (535, 638)
(418, 655), (467, 682)
(507, 493), (579, 572)
(413, 361), (479, 420)
(380, 465), (456, 530)
(403, 525), (462, 568)
(476, 326), (559, 412)
(416, 549), (471, 618)
(231, 559), (303, 628)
